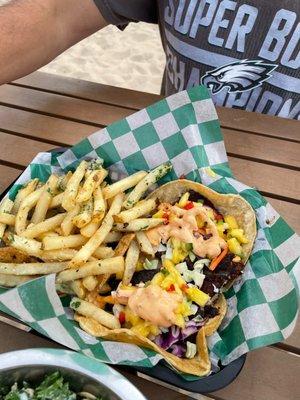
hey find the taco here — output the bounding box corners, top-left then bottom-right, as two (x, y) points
(72, 179), (256, 376)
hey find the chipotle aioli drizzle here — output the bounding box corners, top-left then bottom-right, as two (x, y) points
(116, 286), (182, 328)
(147, 204), (226, 259)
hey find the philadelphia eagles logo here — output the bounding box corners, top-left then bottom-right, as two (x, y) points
(201, 60), (277, 94)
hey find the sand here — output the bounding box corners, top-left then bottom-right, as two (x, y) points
(0, 0), (165, 94)
(41, 23), (165, 95)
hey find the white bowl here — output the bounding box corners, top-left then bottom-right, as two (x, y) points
(0, 348), (147, 400)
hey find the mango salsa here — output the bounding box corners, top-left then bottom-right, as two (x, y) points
(178, 192), (190, 208)
(125, 307), (141, 326)
(185, 287), (209, 307)
(196, 214), (205, 229)
(131, 322), (151, 337)
(152, 209), (164, 218)
(151, 272), (164, 286)
(224, 215), (238, 229)
(217, 221), (226, 238)
(229, 228), (249, 244)
(227, 237), (243, 256)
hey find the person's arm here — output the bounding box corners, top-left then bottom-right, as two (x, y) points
(0, 0), (107, 85)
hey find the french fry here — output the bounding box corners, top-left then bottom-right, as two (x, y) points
(0, 247), (34, 263)
(102, 171), (147, 199)
(72, 198), (93, 229)
(70, 280), (86, 299)
(21, 213), (66, 239)
(123, 240), (139, 285)
(43, 234), (87, 251)
(8, 233), (42, 257)
(0, 273), (35, 287)
(93, 187), (106, 222)
(69, 193), (124, 268)
(15, 186), (44, 235)
(97, 274), (110, 291)
(37, 231), (59, 240)
(0, 262), (68, 275)
(50, 192), (64, 209)
(57, 171), (72, 192)
(113, 218), (164, 232)
(103, 231), (122, 243)
(31, 175), (58, 224)
(61, 204), (80, 236)
(82, 276), (98, 291)
(0, 199), (14, 238)
(123, 162), (172, 209)
(76, 168), (108, 203)
(70, 297), (120, 329)
(40, 249), (77, 261)
(62, 161), (87, 211)
(0, 212), (15, 226)
(80, 220), (101, 238)
(57, 256), (124, 282)
(136, 231), (155, 256)
(114, 233), (135, 256)
(93, 246), (114, 259)
(12, 179), (38, 214)
(114, 199), (156, 223)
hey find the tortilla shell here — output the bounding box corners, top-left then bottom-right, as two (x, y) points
(148, 179), (256, 264)
(75, 294), (227, 376)
(75, 179), (256, 376)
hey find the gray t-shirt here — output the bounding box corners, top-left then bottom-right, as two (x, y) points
(93, 0), (300, 120)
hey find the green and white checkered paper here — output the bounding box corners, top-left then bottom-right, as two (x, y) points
(0, 86), (299, 378)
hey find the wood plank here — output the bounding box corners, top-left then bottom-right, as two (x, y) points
(0, 106), (95, 145)
(278, 316), (300, 349)
(215, 347), (300, 400)
(228, 157), (300, 201)
(13, 72), (300, 142)
(14, 71), (159, 111)
(0, 84), (131, 127)
(0, 88), (299, 172)
(266, 197), (300, 233)
(0, 164), (22, 194)
(0, 131), (52, 167)
(224, 129), (300, 169)
(217, 107), (300, 142)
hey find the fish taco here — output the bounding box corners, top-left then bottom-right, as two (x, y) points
(71, 179), (256, 376)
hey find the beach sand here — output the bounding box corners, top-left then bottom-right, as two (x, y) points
(0, 1), (165, 93)
(41, 23), (165, 94)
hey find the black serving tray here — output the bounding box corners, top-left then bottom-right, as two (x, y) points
(0, 148), (246, 394)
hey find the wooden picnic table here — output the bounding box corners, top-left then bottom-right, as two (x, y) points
(0, 71), (299, 400)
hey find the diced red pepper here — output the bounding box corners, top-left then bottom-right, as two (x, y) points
(119, 311), (126, 325)
(214, 212), (224, 221)
(167, 284), (175, 292)
(179, 174), (186, 179)
(184, 202), (194, 210)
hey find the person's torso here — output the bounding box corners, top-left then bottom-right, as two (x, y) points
(157, 0), (300, 119)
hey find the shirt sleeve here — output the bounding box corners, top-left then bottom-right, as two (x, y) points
(93, 0), (157, 27)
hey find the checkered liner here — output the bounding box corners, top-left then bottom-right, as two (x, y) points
(0, 86), (299, 379)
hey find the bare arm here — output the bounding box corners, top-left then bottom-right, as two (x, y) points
(0, 0), (107, 84)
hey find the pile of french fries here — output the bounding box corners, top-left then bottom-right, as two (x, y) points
(0, 159), (172, 329)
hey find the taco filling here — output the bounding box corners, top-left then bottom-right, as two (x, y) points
(96, 188), (249, 360)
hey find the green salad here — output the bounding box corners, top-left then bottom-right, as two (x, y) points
(0, 372), (104, 400)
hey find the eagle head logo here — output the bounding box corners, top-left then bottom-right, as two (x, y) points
(201, 59), (277, 94)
